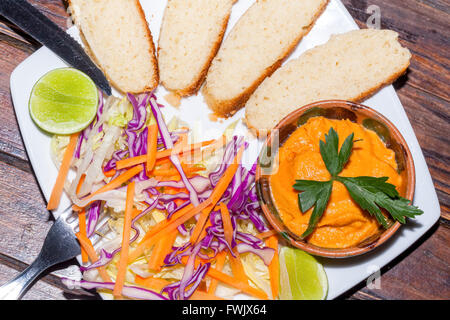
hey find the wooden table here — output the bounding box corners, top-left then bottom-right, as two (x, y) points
(0, 0), (448, 300)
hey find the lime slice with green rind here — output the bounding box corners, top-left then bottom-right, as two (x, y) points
(29, 68), (98, 134)
(279, 246), (328, 300)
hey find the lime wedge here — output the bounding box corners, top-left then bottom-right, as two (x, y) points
(279, 247), (328, 300)
(29, 68), (98, 134)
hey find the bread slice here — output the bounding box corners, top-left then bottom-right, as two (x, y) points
(68, 0), (158, 94)
(245, 29), (412, 133)
(202, 0), (329, 116)
(158, 0), (235, 97)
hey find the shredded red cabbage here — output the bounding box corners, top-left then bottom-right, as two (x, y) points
(61, 278), (167, 300)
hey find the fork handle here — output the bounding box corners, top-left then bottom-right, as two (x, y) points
(0, 256), (48, 300)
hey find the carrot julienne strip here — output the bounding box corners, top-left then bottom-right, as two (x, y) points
(128, 199), (212, 263)
(146, 124), (158, 174)
(207, 267), (268, 300)
(113, 181), (135, 298)
(103, 169), (116, 177)
(218, 203), (247, 282)
(116, 139), (216, 170)
(189, 204), (215, 244)
(76, 174), (86, 196)
(129, 145), (245, 263)
(266, 235), (279, 300)
(179, 256), (267, 300)
(256, 229), (278, 240)
(189, 145), (245, 244)
(207, 252), (226, 295)
(72, 165), (143, 211)
(147, 228), (178, 271)
(47, 133), (79, 210)
(75, 232), (112, 282)
(78, 209), (88, 263)
(219, 203), (233, 247)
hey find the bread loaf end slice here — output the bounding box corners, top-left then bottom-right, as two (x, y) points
(245, 29), (412, 133)
(69, 0), (159, 94)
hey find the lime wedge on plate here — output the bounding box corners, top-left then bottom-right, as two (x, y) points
(29, 68), (98, 134)
(279, 246), (328, 300)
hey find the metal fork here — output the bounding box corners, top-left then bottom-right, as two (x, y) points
(0, 206), (110, 300)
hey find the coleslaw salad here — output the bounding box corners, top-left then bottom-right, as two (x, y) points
(49, 92), (279, 300)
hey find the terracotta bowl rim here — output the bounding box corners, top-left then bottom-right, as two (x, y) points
(255, 99), (416, 258)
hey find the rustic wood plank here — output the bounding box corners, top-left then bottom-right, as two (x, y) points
(346, 224), (450, 300)
(0, 159), (51, 261)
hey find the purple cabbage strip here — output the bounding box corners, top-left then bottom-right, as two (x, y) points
(161, 242), (211, 300)
(127, 93), (150, 132)
(149, 96), (200, 207)
(80, 199), (159, 272)
(61, 278), (167, 300)
(86, 201), (102, 238)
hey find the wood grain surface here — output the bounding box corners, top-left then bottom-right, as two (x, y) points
(0, 0), (448, 300)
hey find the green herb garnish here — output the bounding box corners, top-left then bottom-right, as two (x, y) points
(293, 127), (423, 238)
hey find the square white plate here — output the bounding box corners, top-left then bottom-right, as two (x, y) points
(10, 0), (440, 300)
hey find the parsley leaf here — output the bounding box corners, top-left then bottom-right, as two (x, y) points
(336, 176), (423, 227)
(292, 127), (423, 238)
(293, 180), (333, 238)
(319, 128), (354, 177)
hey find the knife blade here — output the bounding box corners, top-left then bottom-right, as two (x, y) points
(0, 0), (111, 95)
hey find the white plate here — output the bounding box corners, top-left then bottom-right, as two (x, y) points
(10, 0), (440, 300)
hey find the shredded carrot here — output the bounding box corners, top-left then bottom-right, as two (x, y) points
(219, 203), (233, 247)
(47, 133), (79, 210)
(266, 235), (279, 300)
(228, 250), (248, 283)
(72, 165), (143, 211)
(78, 209), (88, 263)
(128, 199), (212, 263)
(189, 204), (215, 244)
(130, 144), (245, 263)
(134, 276), (224, 300)
(113, 181), (135, 298)
(146, 124), (158, 174)
(184, 135), (227, 165)
(191, 145), (246, 245)
(210, 145), (245, 203)
(150, 164), (205, 177)
(181, 255), (265, 299)
(103, 169), (116, 177)
(147, 228), (178, 271)
(75, 232), (112, 282)
(207, 252), (226, 295)
(76, 174), (86, 197)
(207, 268), (267, 299)
(217, 203), (248, 282)
(198, 218), (212, 243)
(179, 251), (267, 299)
(116, 139), (217, 170)
(256, 229), (278, 240)
(139, 202), (196, 244)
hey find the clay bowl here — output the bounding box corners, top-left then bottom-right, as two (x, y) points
(255, 100), (415, 258)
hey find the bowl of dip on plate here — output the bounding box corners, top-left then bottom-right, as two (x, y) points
(255, 100), (415, 258)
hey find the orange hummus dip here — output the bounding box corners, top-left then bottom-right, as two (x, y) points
(269, 116), (403, 249)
